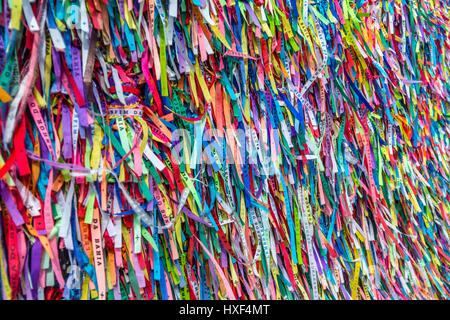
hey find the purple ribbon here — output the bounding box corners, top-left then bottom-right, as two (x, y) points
(0, 180), (24, 226)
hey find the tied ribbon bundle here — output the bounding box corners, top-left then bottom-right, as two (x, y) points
(0, 0), (448, 301)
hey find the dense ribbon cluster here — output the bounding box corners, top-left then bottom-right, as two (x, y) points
(0, 0), (449, 300)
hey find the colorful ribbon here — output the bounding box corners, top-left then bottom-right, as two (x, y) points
(0, 0), (448, 300)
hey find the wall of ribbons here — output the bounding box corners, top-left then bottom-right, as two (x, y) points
(0, 0), (448, 300)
